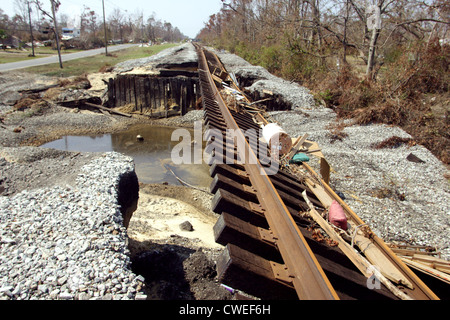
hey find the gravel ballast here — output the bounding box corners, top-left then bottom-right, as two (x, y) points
(270, 110), (450, 259)
(0, 151), (145, 300)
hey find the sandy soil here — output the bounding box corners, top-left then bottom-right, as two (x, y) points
(129, 184), (220, 249)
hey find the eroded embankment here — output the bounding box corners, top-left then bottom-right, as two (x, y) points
(0, 43), (448, 301)
(212, 47), (450, 261)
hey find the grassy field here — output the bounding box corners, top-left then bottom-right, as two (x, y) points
(0, 47), (83, 64)
(12, 43), (179, 78)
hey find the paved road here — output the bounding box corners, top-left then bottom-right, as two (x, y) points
(0, 44), (138, 72)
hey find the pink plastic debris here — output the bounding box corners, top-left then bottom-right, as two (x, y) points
(328, 200), (348, 230)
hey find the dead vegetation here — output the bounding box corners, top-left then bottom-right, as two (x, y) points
(199, 0), (449, 166)
(315, 40), (449, 164)
(326, 120), (349, 144)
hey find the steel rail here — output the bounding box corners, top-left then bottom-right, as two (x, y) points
(195, 43), (339, 300)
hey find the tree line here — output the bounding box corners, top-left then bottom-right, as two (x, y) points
(0, 0), (187, 50)
(198, 0), (448, 81)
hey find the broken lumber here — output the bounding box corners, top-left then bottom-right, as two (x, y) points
(216, 243), (297, 299)
(352, 231), (414, 289)
(301, 191), (413, 300)
(59, 97), (132, 117)
(304, 176), (414, 289)
(84, 102), (132, 118)
(286, 133), (309, 160)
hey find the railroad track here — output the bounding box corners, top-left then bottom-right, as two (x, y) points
(194, 43), (439, 300)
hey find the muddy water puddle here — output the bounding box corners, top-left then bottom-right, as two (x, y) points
(41, 124), (212, 188)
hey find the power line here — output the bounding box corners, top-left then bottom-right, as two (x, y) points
(105, 0), (129, 13)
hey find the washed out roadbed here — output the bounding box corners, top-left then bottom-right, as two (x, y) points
(0, 43), (449, 301)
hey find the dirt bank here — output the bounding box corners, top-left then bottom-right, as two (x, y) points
(128, 183), (234, 300)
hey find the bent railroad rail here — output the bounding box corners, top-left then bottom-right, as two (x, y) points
(194, 43), (439, 300)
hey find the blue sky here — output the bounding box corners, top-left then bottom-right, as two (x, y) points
(2, 0), (223, 38)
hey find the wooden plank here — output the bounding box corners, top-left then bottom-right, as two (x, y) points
(286, 133), (309, 160)
(116, 76), (122, 107)
(210, 173), (257, 202)
(143, 77), (149, 112)
(189, 78), (195, 110)
(301, 191), (413, 300)
(133, 76), (138, 112)
(113, 77), (119, 107)
(206, 141), (239, 164)
(204, 113), (227, 127)
(216, 244), (298, 300)
(127, 76), (132, 104)
(271, 176), (323, 209)
(155, 78), (161, 110)
(150, 78), (156, 110)
(411, 254), (450, 266)
(139, 77), (145, 112)
(108, 78), (114, 108)
(212, 188), (265, 218)
(304, 177), (334, 208)
(400, 255), (450, 274)
(214, 212), (281, 262)
(353, 232), (414, 289)
(205, 146), (241, 167)
(120, 76), (126, 106)
(164, 78), (168, 117)
(209, 163), (251, 186)
(181, 80), (187, 116)
(320, 158), (331, 185)
(84, 102), (132, 118)
(390, 248), (438, 257)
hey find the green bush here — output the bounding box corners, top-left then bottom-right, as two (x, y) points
(259, 45), (282, 73)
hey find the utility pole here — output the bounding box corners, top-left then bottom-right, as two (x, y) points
(102, 0), (108, 55)
(50, 0), (63, 68)
(32, 0), (62, 67)
(27, 1), (35, 57)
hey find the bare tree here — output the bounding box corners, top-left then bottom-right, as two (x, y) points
(33, 0), (62, 68)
